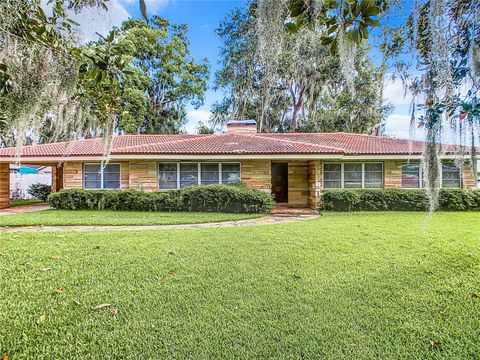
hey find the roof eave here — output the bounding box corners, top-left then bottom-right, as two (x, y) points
(0, 152), (473, 163)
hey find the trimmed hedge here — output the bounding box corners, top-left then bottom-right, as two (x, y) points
(323, 189), (480, 211)
(48, 185), (274, 214)
(182, 184), (273, 213)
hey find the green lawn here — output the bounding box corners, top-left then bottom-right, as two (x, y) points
(0, 210), (261, 226)
(9, 199), (44, 208)
(1, 212), (479, 359)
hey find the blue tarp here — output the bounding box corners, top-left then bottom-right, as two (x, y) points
(18, 167), (38, 175)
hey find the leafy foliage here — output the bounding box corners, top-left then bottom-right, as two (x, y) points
(0, 2), (208, 152)
(27, 183), (52, 201)
(212, 4), (389, 133)
(322, 189), (480, 211)
(103, 17), (209, 134)
(381, 0), (480, 210)
(48, 185), (274, 213)
(284, 0), (386, 49)
(181, 184), (274, 213)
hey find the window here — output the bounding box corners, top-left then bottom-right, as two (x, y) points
(84, 163), (120, 189)
(158, 163), (178, 189)
(323, 163), (342, 189)
(180, 163), (198, 188)
(343, 163), (362, 188)
(158, 162), (241, 189)
(401, 162), (461, 188)
(323, 163), (383, 189)
(201, 163), (219, 185)
(221, 163), (241, 184)
(402, 163), (422, 188)
(364, 163), (383, 188)
(442, 163), (461, 188)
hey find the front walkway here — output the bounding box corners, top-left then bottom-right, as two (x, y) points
(0, 214), (318, 233)
(0, 203), (50, 216)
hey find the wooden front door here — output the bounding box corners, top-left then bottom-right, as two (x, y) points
(271, 162), (288, 203)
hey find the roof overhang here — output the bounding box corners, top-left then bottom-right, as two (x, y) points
(0, 153), (471, 163)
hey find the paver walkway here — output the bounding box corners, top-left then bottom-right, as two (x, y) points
(0, 203), (50, 216)
(0, 214), (318, 233)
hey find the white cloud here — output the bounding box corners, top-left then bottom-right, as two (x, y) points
(384, 113), (425, 140)
(120, 0), (171, 14)
(383, 75), (413, 107)
(183, 109), (211, 134)
(69, 0), (131, 43)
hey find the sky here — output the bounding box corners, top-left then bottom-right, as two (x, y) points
(72, 0), (418, 139)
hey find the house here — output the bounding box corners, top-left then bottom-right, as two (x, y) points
(0, 120), (477, 210)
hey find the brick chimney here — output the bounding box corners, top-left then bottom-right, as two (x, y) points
(226, 120), (257, 134)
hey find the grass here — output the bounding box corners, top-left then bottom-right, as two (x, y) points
(9, 199), (44, 208)
(0, 210), (262, 226)
(1, 212), (480, 359)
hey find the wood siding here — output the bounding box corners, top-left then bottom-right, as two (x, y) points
(288, 160), (309, 207)
(384, 160), (403, 188)
(308, 160), (322, 209)
(51, 166), (57, 193)
(63, 162), (83, 189)
(463, 163), (477, 189)
(0, 163), (9, 209)
(129, 160), (157, 191)
(120, 162), (130, 189)
(240, 160), (271, 193)
(54, 165), (64, 192)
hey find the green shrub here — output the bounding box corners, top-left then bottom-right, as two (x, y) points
(322, 190), (361, 211)
(381, 189), (429, 211)
(181, 184), (274, 213)
(48, 185), (273, 214)
(27, 183), (51, 201)
(438, 189), (475, 211)
(471, 190), (480, 210)
(323, 189), (479, 211)
(48, 189), (117, 210)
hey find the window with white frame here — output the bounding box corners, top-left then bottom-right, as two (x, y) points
(442, 163), (461, 188)
(343, 163), (362, 188)
(323, 163), (383, 189)
(401, 162), (461, 188)
(158, 163), (178, 189)
(84, 163), (120, 189)
(180, 163), (198, 188)
(402, 163), (422, 188)
(201, 163), (219, 185)
(221, 163), (241, 184)
(323, 163), (342, 189)
(364, 163), (383, 188)
(158, 162), (241, 189)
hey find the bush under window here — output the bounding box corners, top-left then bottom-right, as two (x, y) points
(48, 184), (274, 214)
(323, 189), (480, 211)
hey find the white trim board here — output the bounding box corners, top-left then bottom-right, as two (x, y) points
(0, 154), (472, 163)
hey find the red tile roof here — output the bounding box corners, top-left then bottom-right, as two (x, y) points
(0, 132), (464, 159)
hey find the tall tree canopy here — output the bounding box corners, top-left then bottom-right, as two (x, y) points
(0, 0), (121, 148)
(211, 4), (390, 134)
(105, 17), (209, 134)
(380, 0), (479, 209)
(0, 1), (208, 152)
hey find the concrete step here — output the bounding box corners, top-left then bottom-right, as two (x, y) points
(271, 207), (319, 216)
